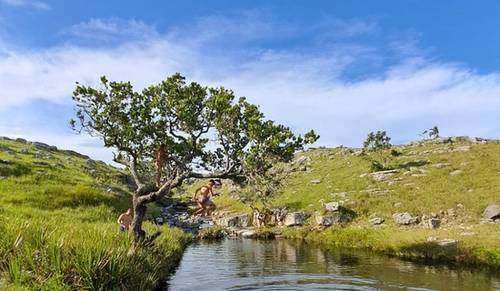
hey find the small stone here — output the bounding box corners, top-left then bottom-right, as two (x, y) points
(310, 179), (321, 184)
(369, 217), (384, 225)
(324, 202), (340, 212)
(155, 217), (164, 224)
(437, 239), (458, 248)
(393, 212), (419, 225)
(449, 170), (463, 176)
(422, 218), (440, 229)
(393, 202), (403, 208)
(446, 208), (456, 216)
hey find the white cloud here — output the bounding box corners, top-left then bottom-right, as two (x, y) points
(0, 0), (49, 10)
(1, 16), (500, 163)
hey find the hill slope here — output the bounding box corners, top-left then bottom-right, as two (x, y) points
(187, 136), (500, 267)
(0, 137), (188, 290)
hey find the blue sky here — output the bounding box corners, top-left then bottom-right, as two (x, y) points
(1, 0), (500, 163)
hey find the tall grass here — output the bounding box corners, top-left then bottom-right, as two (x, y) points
(0, 139), (189, 289)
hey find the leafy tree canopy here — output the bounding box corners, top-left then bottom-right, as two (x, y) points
(71, 73), (318, 239)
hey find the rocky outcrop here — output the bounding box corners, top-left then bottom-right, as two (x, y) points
(482, 203), (500, 219)
(32, 142), (57, 151)
(284, 211), (309, 226)
(392, 212), (419, 225)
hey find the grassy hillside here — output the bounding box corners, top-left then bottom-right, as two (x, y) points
(184, 137), (500, 268)
(0, 137), (189, 290)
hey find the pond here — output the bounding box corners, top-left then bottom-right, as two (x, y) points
(166, 239), (499, 290)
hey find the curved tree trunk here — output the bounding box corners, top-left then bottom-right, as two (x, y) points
(131, 194), (147, 241)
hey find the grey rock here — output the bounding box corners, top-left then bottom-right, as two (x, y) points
(314, 213), (335, 226)
(310, 179), (321, 184)
(422, 218), (440, 229)
(324, 201), (340, 212)
(392, 212), (419, 225)
(482, 203), (500, 219)
(370, 169), (399, 181)
(437, 239), (458, 248)
(32, 142), (57, 151)
(449, 170), (463, 176)
(284, 211), (309, 226)
(216, 213), (250, 228)
(369, 217), (384, 225)
(240, 230), (258, 238)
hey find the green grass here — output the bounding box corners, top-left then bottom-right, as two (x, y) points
(192, 137), (500, 268)
(0, 138), (189, 290)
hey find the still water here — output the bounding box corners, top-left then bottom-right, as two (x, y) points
(167, 239), (499, 290)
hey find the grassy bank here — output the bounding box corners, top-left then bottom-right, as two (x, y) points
(0, 138), (189, 290)
(184, 137), (500, 268)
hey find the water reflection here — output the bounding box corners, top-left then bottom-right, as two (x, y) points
(166, 239), (499, 290)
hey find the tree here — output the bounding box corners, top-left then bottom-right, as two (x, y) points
(362, 131), (392, 171)
(420, 126), (440, 140)
(363, 131), (391, 151)
(71, 73), (318, 241)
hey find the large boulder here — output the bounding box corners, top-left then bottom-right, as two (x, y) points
(284, 211), (309, 227)
(482, 203), (500, 219)
(392, 212), (419, 225)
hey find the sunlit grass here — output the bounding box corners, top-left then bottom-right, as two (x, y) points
(0, 138), (189, 289)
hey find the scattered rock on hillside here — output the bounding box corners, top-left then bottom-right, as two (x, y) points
(446, 208), (456, 217)
(369, 217), (384, 225)
(314, 212), (335, 226)
(284, 211), (309, 226)
(422, 218), (440, 229)
(370, 169), (399, 181)
(432, 163), (451, 168)
(393, 212), (419, 225)
(437, 239), (458, 248)
(216, 214), (250, 228)
(32, 141), (57, 151)
(482, 203), (500, 219)
(324, 201), (340, 212)
(449, 170), (463, 176)
(452, 145), (471, 152)
(310, 179), (321, 184)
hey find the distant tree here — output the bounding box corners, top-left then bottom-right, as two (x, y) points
(420, 126), (440, 140)
(70, 73), (318, 241)
(429, 126), (440, 139)
(363, 131), (391, 152)
(362, 131), (392, 171)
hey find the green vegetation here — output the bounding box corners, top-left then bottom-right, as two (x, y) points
(71, 73), (317, 240)
(195, 137), (500, 268)
(0, 138), (189, 290)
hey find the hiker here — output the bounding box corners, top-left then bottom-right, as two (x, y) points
(192, 179), (219, 216)
(117, 208), (133, 232)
